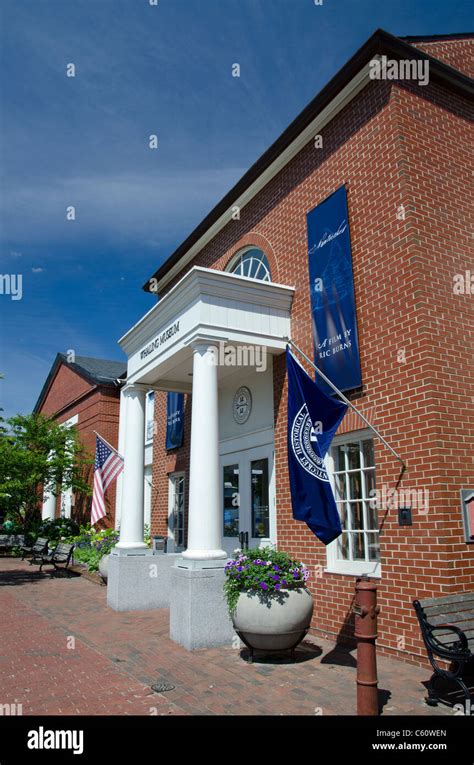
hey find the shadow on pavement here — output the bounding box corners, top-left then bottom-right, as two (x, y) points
(0, 561), (81, 586)
(238, 639), (323, 665)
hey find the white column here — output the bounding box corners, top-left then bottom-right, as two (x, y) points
(114, 387), (128, 530)
(182, 341), (226, 561)
(42, 489), (56, 521)
(116, 385), (147, 550)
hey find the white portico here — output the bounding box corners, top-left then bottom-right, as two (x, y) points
(108, 266), (293, 647)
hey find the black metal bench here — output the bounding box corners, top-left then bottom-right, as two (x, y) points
(0, 534), (25, 555)
(413, 593), (474, 706)
(21, 536), (49, 562)
(38, 543), (75, 576)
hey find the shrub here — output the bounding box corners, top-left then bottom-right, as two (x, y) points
(65, 524), (120, 571)
(38, 517), (80, 543)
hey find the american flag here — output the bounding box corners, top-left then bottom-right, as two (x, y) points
(91, 435), (124, 525)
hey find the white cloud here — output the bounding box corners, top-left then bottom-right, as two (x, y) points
(2, 167), (245, 251)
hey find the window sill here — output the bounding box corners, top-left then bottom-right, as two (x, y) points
(324, 566), (381, 579)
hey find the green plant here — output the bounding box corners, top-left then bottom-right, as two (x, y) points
(39, 517), (80, 543)
(223, 547), (309, 615)
(0, 413), (92, 529)
(144, 524), (151, 547)
(65, 524), (120, 571)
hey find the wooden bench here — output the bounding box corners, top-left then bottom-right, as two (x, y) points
(413, 593), (474, 706)
(38, 543), (75, 576)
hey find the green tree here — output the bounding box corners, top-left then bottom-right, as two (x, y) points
(0, 413), (92, 529)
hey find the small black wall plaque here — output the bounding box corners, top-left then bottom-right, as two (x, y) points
(398, 506), (412, 526)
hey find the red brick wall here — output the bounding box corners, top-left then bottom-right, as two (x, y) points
(149, 38), (473, 665)
(37, 363), (121, 526)
(410, 38), (474, 79)
(151, 392), (191, 540)
(40, 363), (93, 417)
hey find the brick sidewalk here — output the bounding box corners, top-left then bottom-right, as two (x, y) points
(0, 558), (454, 716)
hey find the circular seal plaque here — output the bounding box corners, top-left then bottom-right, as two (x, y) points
(233, 386), (252, 424)
(290, 403), (330, 482)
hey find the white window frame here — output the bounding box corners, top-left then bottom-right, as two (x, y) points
(60, 414), (79, 519)
(167, 472), (186, 552)
(226, 246), (272, 282)
(325, 429), (381, 578)
(145, 390), (155, 444)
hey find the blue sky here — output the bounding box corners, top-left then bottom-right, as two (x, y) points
(0, 0), (472, 418)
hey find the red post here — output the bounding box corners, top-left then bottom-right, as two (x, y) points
(354, 576), (380, 715)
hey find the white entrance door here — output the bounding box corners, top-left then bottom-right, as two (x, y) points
(221, 444), (275, 556)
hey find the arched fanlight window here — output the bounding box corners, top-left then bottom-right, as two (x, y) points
(227, 247), (271, 282)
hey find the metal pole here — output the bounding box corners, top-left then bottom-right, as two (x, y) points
(285, 338), (406, 474)
(354, 576), (380, 715)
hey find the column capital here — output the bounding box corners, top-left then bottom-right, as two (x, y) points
(121, 383), (148, 398)
(184, 333), (228, 353)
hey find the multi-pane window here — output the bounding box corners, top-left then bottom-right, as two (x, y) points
(329, 436), (379, 565)
(228, 248), (271, 282)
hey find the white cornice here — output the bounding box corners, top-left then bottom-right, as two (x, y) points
(119, 266), (294, 356)
(152, 62), (374, 294)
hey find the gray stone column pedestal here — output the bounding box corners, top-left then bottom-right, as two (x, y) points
(169, 562), (235, 650)
(107, 550), (182, 612)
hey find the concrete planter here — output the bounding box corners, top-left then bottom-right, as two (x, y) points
(232, 586), (314, 651)
(98, 553), (110, 582)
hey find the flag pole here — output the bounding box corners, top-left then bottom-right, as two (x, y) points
(92, 431), (124, 461)
(285, 338), (406, 475)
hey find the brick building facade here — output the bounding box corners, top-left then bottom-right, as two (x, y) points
(34, 354), (126, 525)
(114, 30), (473, 664)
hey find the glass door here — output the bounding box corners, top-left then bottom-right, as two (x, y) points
(221, 444), (274, 556)
(167, 472), (185, 552)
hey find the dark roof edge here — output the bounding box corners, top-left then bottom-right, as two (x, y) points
(143, 27), (474, 293)
(400, 32), (474, 42)
(33, 353), (121, 414)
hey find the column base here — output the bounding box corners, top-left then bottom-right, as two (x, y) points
(114, 543), (148, 553)
(107, 552), (182, 611)
(169, 563), (235, 650)
(181, 548), (227, 561)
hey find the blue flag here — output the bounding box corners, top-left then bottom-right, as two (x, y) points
(287, 347), (347, 544)
(166, 392), (184, 450)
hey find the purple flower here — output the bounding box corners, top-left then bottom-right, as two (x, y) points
(273, 565), (281, 571)
(260, 582), (268, 590)
(275, 584), (281, 590)
(271, 575), (280, 581)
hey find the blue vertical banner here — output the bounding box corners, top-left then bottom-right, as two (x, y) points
(166, 392), (184, 450)
(287, 348), (347, 544)
(306, 185), (362, 394)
